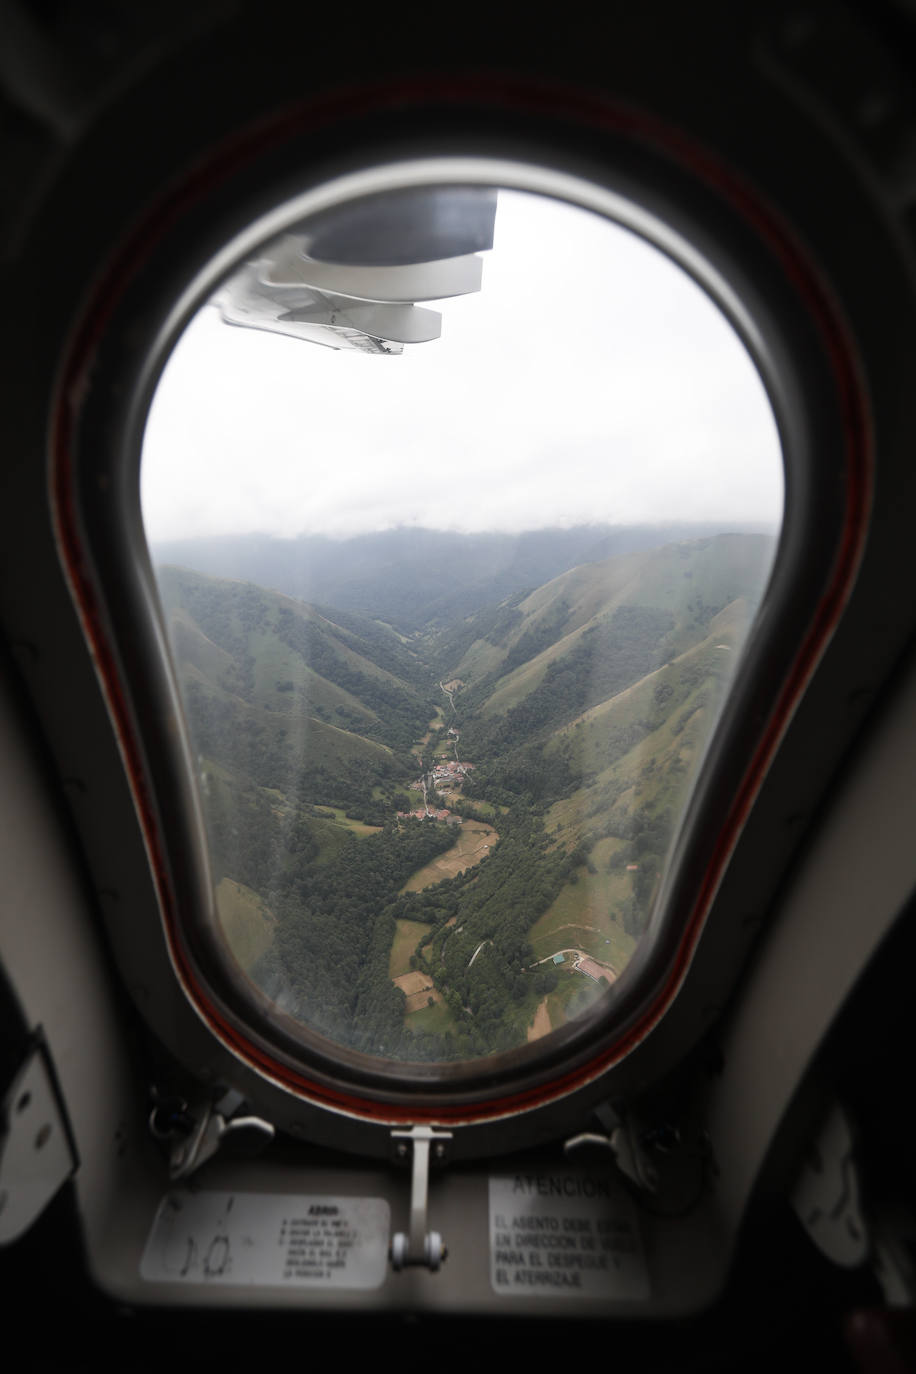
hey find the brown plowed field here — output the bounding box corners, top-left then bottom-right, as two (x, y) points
(393, 970), (443, 1013)
(400, 821), (498, 892)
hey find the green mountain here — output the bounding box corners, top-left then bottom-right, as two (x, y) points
(158, 564), (434, 753)
(157, 568), (438, 883)
(447, 534), (772, 767)
(441, 533), (772, 711)
(408, 534), (775, 1020)
(154, 533), (775, 1063)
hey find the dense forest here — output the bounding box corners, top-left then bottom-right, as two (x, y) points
(157, 530), (775, 1063)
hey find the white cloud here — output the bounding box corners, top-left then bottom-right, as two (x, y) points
(141, 188), (783, 541)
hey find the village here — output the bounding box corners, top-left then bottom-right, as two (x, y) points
(396, 757), (476, 824)
(394, 684), (478, 826)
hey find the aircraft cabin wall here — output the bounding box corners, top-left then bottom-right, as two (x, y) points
(2, 520), (915, 1337)
(2, 1), (916, 1363)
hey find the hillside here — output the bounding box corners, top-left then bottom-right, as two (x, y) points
(452, 534), (773, 753)
(153, 532), (775, 1063)
(157, 565), (435, 756)
(425, 536), (774, 1013)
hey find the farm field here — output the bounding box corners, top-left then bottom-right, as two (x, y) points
(389, 918), (432, 978)
(216, 876), (275, 972)
(393, 969), (442, 1013)
(528, 838), (636, 969)
(400, 821), (499, 892)
(406, 999), (454, 1034)
(415, 707), (445, 749)
(322, 806), (381, 837)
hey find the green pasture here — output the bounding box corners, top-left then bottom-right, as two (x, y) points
(216, 877), (275, 972)
(389, 919), (432, 978)
(406, 1000), (455, 1034)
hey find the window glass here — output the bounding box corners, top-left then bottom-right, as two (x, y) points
(141, 182), (783, 1065)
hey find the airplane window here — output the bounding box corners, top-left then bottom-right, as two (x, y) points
(139, 175), (783, 1073)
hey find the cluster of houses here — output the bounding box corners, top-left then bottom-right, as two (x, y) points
(396, 808), (462, 826)
(397, 758), (477, 827)
(409, 760), (475, 791)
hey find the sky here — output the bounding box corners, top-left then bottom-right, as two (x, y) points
(141, 188), (784, 544)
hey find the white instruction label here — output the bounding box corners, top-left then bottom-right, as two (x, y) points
(141, 1191), (389, 1289)
(489, 1173), (648, 1299)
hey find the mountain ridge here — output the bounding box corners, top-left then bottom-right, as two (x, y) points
(152, 522), (775, 631)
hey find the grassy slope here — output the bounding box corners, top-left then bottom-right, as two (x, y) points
(453, 636), (509, 683)
(456, 535), (772, 713)
(283, 593), (424, 688)
(174, 612), (382, 737)
(545, 599), (748, 847)
(215, 877), (276, 971)
(389, 919), (432, 978)
(246, 628), (378, 723)
(453, 551), (650, 706)
(528, 837), (636, 968)
(525, 600), (750, 977)
(512, 549), (651, 633)
(168, 608), (235, 681)
(480, 620), (591, 715)
(406, 1000), (454, 1033)
(160, 565), (420, 697)
(188, 665), (393, 772)
(322, 807), (382, 837)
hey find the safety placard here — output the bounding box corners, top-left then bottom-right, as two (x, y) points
(488, 1173), (649, 1299)
(141, 1190), (390, 1289)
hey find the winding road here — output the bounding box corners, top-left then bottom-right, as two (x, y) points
(436, 681), (462, 765)
(468, 938), (491, 969)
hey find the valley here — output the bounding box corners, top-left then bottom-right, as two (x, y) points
(155, 527), (775, 1063)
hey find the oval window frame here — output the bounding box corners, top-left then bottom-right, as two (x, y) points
(51, 95), (870, 1157)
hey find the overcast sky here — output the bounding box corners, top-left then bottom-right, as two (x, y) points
(141, 188), (783, 544)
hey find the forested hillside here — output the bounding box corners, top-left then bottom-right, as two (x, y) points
(158, 565), (435, 786)
(156, 532), (775, 1063)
